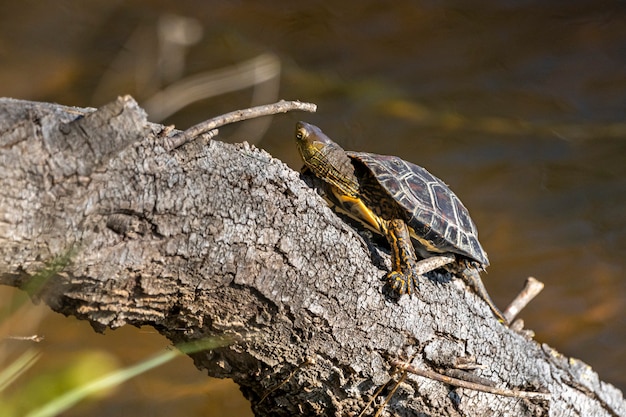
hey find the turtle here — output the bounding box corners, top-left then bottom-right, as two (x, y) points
(295, 121), (507, 323)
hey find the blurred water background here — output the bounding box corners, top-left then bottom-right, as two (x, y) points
(1, 1), (625, 415)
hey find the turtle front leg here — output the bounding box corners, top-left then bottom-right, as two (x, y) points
(385, 219), (455, 295)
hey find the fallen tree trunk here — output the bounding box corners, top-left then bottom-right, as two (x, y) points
(0, 96), (624, 417)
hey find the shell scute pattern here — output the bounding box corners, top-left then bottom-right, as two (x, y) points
(348, 152), (489, 266)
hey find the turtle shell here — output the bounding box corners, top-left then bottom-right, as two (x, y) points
(347, 152), (489, 267)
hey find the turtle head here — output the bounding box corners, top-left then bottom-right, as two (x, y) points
(295, 121), (343, 169)
(295, 121), (359, 197)
(295, 121), (336, 158)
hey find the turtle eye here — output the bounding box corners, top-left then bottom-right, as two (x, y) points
(296, 129), (305, 140)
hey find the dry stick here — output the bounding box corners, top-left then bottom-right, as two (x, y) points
(503, 277), (545, 323)
(357, 370), (399, 417)
(390, 359), (551, 402)
(6, 335), (45, 342)
(375, 371), (407, 417)
(164, 100), (317, 151)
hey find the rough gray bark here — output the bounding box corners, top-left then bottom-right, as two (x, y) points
(0, 96), (624, 417)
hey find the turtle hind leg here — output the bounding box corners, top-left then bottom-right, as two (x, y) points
(384, 219), (455, 295)
(385, 219), (508, 324)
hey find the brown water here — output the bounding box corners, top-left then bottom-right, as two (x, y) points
(1, 1), (625, 415)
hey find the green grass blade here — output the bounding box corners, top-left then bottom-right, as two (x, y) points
(0, 349), (41, 392)
(25, 349), (178, 417)
(25, 337), (231, 417)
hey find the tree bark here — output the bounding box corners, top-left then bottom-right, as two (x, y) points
(0, 96), (624, 417)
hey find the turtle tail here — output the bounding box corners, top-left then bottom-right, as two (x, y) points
(459, 263), (508, 324)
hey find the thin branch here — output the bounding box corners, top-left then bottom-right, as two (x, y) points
(503, 277), (545, 323)
(390, 359), (551, 402)
(5, 335), (45, 343)
(376, 371), (407, 417)
(164, 100), (317, 150)
(357, 375), (396, 417)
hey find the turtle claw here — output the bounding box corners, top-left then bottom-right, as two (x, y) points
(388, 255), (456, 296)
(387, 270), (419, 296)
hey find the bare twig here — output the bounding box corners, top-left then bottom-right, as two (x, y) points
(5, 335), (45, 343)
(390, 359), (551, 402)
(357, 377), (394, 417)
(375, 371), (407, 417)
(503, 277), (545, 323)
(164, 100), (317, 150)
(445, 369), (496, 387)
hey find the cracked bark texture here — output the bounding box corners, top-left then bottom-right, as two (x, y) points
(0, 96), (625, 417)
